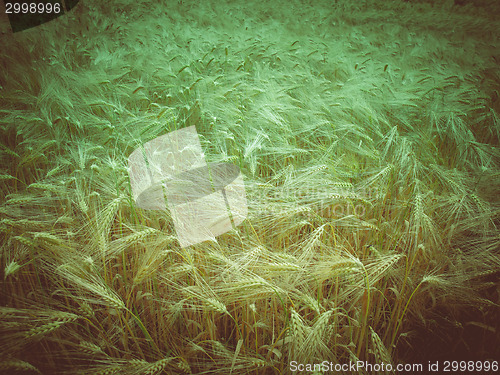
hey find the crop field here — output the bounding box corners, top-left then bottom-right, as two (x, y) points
(0, 0), (499, 373)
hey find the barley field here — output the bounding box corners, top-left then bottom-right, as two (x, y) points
(0, 0), (499, 374)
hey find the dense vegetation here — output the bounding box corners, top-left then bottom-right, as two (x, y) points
(1, 0), (499, 373)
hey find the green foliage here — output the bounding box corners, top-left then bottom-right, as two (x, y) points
(0, 0), (499, 373)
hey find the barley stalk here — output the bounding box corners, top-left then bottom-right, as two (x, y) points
(0, 359), (40, 373)
(79, 341), (105, 355)
(26, 320), (66, 338)
(369, 326), (393, 372)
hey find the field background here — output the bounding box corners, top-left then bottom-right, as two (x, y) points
(0, 0), (499, 373)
